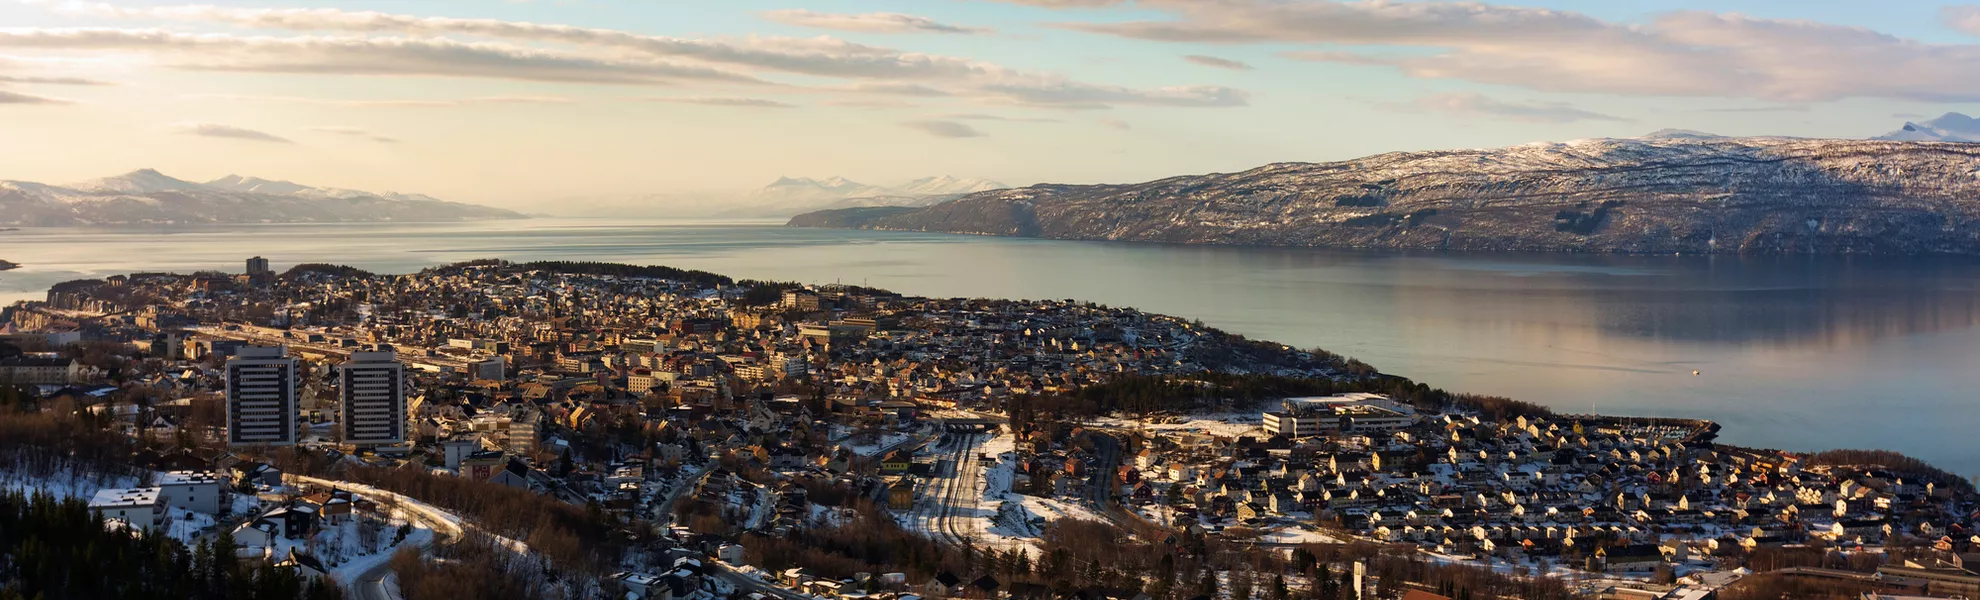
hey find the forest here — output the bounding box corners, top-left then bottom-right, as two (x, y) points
(0, 490), (341, 600)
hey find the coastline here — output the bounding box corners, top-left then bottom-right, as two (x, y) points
(23, 258), (1963, 478)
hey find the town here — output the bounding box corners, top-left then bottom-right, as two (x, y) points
(2, 257), (1976, 600)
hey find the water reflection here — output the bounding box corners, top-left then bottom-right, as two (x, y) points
(4, 219), (1980, 471)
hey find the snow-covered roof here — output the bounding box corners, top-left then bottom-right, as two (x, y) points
(89, 487), (162, 508)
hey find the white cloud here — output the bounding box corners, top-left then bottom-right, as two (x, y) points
(0, 89), (68, 103)
(307, 126), (398, 143)
(0, 29), (760, 85)
(759, 10), (991, 35)
(639, 96), (797, 108)
(18, 3), (1249, 109)
(191, 94), (576, 107)
(171, 122), (292, 143)
(1183, 55), (1251, 70)
(1396, 92), (1629, 123)
(1045, 0), (1980, 103)
(902, 120), (987, 138)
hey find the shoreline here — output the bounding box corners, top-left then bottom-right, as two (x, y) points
(25, 258), (1964, 479)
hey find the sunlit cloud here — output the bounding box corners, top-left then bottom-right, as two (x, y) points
(758, 10), (992, 35)
(171, 122), (292, 143)
(902, 120), (987, 138)
(1392, 92), (1630, 124)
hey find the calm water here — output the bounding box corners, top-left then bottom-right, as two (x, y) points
(4, 218), (1979, 473)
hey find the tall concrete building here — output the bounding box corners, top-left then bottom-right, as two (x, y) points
(226, 345), (297, 446)
(246, 256), (271, 277)
(340, 351), (406, 446)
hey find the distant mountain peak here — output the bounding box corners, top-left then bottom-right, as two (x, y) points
(1642, 128), (1724, 140)
(68, 168), (207, 194)
(1875, 112), (1980, 143)
(3, 169), (521, 225)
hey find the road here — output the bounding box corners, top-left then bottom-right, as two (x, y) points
(286, 475), (465, 600)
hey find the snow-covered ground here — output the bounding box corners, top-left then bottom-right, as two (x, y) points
(1088, 412), (1265, 439)
(0, 466), (139, 502)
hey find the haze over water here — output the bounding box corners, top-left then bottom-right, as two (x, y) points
(5, 218), (1978, 474)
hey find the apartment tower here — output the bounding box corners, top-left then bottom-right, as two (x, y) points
(226, 345), (297, 446)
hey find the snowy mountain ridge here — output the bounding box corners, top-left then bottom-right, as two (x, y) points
(791, 136), (1980, 256)
(0, 169), (522, 225)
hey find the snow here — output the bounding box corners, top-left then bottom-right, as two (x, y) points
(0, 466), (140, 501)
(1089, 412), (1265, 439)
(832, 428), (914, 457)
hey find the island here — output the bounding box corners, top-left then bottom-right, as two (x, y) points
(0, 258), (1968, 600)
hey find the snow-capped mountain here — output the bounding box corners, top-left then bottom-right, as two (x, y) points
(1875, 112), (1980, 143)
(0, 169), (521, 226)
(67, 168), (210, 195)
(204, 174), (445, 203)
(791, 136), (1980, 256)
(722, 175), (1009, 217)
(895, 176), (1007, 196)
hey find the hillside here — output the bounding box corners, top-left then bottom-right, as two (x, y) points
(789, 137), (1980, 255)
(0, 169), (524, 226)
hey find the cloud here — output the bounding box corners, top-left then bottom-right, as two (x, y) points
(1044, 0), (1980, 104)
(21, 3), (1249, 109)
(0, 74), (109, 85)
(975, 79), (1248, 108)
(0, 29), (759, 85)
(38, 3), (997, 81)
(1946, 6), (1980, 36)
(191, 93), (575, 107)
(1699, 105), (1809, 113)
(759, 10), (991, 35)
(832, 82), (953, 97)
(940, 113), (1064, 123)
(1397, 92), (1629, 123)
(307, 126), (398, 143)
(0, 89), (68, 104)
(901, 120), (986, 138)
(641, 96), (797, 108)
(1183, 55), (1251, 70)
(171, 122), (292, 143)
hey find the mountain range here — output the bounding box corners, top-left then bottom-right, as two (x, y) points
(789, 135), (1980, 256)
(1874, 112), (1980, 143)
(0, 170), (522, 226)
(720, 175), (1007, 217)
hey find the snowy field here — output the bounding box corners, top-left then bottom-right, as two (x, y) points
(1088, 412), (1265, 439)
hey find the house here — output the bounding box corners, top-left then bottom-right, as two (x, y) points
(231, 462), (283, 488)
(156, 470), (225, 515)
(923, 572), (962, 597)
(968, 575), (1001, 599)
(274, 549), (328, 582)
(881, 449), (912, 475)
(889, 479), (918, 510)
(89, 487), (165, 528)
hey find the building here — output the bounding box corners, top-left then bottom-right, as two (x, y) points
(1264, 394), (1418, 438)
(226, 345), (298, 446)
(0, 356), (79, 385)
(246, 256), (271, 277)
(340, 351), (407, 446)
(89, 487), (165, 528)
(469, 356), (506, 381)
(156, 470), (225, 515)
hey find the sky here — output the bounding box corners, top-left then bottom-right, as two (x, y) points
(2, 0), (1980, 210)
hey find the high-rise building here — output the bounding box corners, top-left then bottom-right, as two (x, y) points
(340, 351), (406, 446)
(226, 345), (297, 446)
(246, 256), (271, 277)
